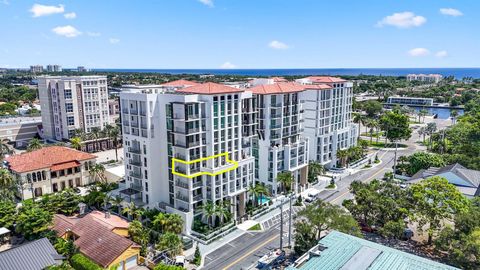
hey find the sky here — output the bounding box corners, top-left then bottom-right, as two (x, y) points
(0, 0), (478, 69)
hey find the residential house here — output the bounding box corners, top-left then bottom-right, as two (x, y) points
(0, 238), (63, 270)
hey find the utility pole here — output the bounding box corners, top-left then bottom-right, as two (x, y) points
(288, 193), (292, 248)
(393, 140), (398, 177)
(279, 199), (283, 251)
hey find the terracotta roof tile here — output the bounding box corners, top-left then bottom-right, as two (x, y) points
(303, 84), (332, 90)
(89, 210), (129, 230)
(251, 83), (306, 95)
(6, 146), (96, 173)
(176, 82), (243, 95)
(304, 76), (347, 83)
(52, 213), (136, 267)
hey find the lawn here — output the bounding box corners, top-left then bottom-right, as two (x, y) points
(360, 140), (407, 149)
(248, 223), (262, 231)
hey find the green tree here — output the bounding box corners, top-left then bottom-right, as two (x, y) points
(336, 149), (349, 168)
(215, 200), (232, 226)
(399, 152), (446, 176)
(379, 111), (412, 144)
(410, 176), (470, 244)
(16, 205), (53, 240)
(156, 232), (183, 258)
(54, 238), (77, 259)
(276, 171), (293, 194)
(199, 201), (216, 229)
(363, 100), (383, 118)
(297, 200), (361, 241)
(0, 168), (14, 189)
(90, 127), (101, 152)
(89, 164), (106, 183)
(193, 246), (202, 266)
(308, 161), (325, 183)
(0, 139), (13, 159)
(247, 183), (260, 207)
(128, 220), (150, 256)
(0, 201), (17, 228)
(352, 113), (365, 139)
(27, 138), (43, 152)
(104, 125), (120, 161)
(110, 195), (123, 214)
(70, 137), (83, 150)
(435, 197), (480, 269)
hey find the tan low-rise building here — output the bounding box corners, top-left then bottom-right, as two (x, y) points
(5, 146), (97, 199)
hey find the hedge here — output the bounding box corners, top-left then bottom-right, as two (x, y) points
(70, 254), (102, 270)
(153, 263), (183, 270)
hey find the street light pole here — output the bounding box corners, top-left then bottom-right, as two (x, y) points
(288, 193), (292, 248)
(279, 199), (283, 251)
(393, 140), (398, 177)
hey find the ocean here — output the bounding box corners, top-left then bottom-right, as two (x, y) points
(93, 68), (480, 78)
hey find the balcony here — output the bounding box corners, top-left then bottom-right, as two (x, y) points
(128, 147), (141, 154)
(131, 183), (143, 191)
(176, 193), (189, 203)
(193, 181), (203, 188)
(129, 171), (142, 178)
(193, 194), (203, 202)
(176, 180), (189, 189)
(130, 159), (142, 166)
(130, 109), (138, 115)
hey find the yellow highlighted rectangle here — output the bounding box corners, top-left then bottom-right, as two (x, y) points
(172, 152), (238, 179)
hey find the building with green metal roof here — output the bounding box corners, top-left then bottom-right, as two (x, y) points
(287, 231), (458, 270)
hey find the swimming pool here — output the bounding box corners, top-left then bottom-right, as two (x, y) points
(258, 197), (271, 205)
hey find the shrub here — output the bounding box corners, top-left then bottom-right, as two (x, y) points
(153, 264), (183, 270)
(193, 246), (202, 266)
(70, 254), (102, 270)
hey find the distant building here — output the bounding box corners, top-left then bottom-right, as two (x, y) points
(38, 76), (110, 140)
(46, 65), (62, 73)
(29, 65), (43, 73)
(0, 116), (42, 147)
(387, 96), (434, 106)
(407, 74), (443, 83)
(77, 66), (88, 72)
(52, 211), (140, 269)
(0, 238), (63, 270)
(408, 163), (480, 198)
(288, 230), (459, 270)
(5, 146), (97, 199)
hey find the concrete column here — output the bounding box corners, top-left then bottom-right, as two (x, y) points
(238, 192), (246, 221)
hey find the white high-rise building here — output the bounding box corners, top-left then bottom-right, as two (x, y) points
(38, 76), (110, 141)
(46, 65), (63, 73)
(250, 82), (309, 196)
(296, 76), (357, 168)
(120, 81), (256, 233)
(30, 65), (44, 73)
(406, 74), (443, 83)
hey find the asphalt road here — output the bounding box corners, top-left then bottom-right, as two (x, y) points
(202, 118), (451, 270)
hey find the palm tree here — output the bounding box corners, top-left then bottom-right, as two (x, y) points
(164, 214), (184, 234)
(215, 201), (232, 226)
(110, 195), (123, 214)
(0, 168), (14, 189)
(74, 128), (86, 140)
(256, 183), (270, 206)
(90, 127), (101, 152)
(336, 149), (349, 168)
(308, 161), (324, 183)
(352, 113), (365, 139)
(450, 109), (458, 125)
(199, 201), (216, 229)
(89, 164), (106, 183)
(107, 126), (120, 161)
(276, 171), (293, 194)
(156, 232), (183, 258)
(27, 138), (43, 152)
(152, 212), (168, 232)
(0, 139), (13, 159)
(419, 109), (428, 123)
(122, 202), (140, 220)
(417, 127), (426, 144)
(247, 183), (260, 207)
(70, 137), (83, 151)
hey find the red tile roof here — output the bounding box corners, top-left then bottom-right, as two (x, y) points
(160, 79), (200, 87)
(52, 213), (137, 268)
(251, 83), (306, 95)
(88, 210), (129, 230)
(50, 161), (80, 171)
(304, 76), (347, 83)
(177, 82), (243, 94)
(271, 77), (289, 82)
(303, 84), (332, 90)
(6, 146), (96, 173)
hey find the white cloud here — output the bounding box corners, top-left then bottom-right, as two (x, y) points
(109, 38), (120, 44)
(376, 11), (426, 28)
(52, 25), (81, 38)
(268, 40), (289, 50)
(407, 48), (430, 57)
(440, 8), (463, 17)
(220, 62), (236, 69)
(198, 0), (214, 7)
(87, 32), (101, 37)
(435, 50), (448, 58)
(30, 4), (65, 17)
(64, 12), (76, 19)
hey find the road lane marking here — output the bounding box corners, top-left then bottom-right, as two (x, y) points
(221, 234), (279, 270)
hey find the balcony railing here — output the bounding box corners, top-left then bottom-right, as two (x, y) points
(128, 147), (141, 154)
(131, 184), (143, 191)
(176, 180), (189, 189)
(129, 171), (142, 178)
(130, 159), (142, 166)
(193, 194), (203, 202)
